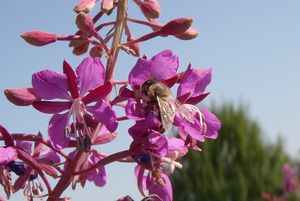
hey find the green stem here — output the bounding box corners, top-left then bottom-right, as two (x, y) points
(47, 1), (128, 200)
(105, 0), (128, 82)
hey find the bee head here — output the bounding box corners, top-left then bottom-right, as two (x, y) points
(141, 79), (171, 99)
(141, 79), (156, 96)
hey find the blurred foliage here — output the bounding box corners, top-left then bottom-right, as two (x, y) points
(171, 104), (290, 201)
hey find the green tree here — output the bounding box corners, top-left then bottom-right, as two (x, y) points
(172, 104), (290, 201)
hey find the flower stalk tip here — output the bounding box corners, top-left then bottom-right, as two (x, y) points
(135, 0), (160, 20)
(159, 17), (193, 36)
(101, 0), (114, 13)
(21, 31), (57, 46)
(4, 88), (40, 106)
(76, 12), (95, 33)
(175, 27), (199, 40)
(74, 0), (96, 13)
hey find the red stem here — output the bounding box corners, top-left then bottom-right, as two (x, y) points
(47, 151), (88, 201)
(73, 150), (130, 175)
(94, 21), (116, 32)
(126, 17), (162, 29)
(0, 133), (70, 160)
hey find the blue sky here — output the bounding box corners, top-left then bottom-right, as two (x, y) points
(1, 1), (300, 200)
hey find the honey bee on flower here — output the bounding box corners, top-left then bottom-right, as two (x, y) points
(124, 49), (220, 147)
(140, 79), (197, 132)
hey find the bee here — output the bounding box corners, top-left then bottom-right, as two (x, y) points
(141, 79), (196, 132)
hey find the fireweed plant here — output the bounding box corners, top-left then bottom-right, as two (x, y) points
(0, 0), (221, 201)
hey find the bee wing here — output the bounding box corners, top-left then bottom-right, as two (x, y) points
(156, 96), (175, 131)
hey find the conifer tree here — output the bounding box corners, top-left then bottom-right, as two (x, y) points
(172, 104), (290, 201)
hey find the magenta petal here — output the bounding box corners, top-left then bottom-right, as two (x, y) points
(87, 152), (106, 187)
(0, 125), (14, 147)
(87, 99), (118, 132)
(0, 147), (17, 165)
(129, 57), (151, 86)
(150, 49), (178, 80)
(174, 115), (205, 142)
(32, 69), (71, 100)
(63, 60), (79, 99)
(39, 163), (58, 178)
(167, 137), (188, 159)
(76, 57), (105, 96)
(33, 101), (72, 114)
(148, 131), (168, 157)
(128, 112), (161, 138)
(200, 108), (221, 139)
(125, 98), (145, 120)
(39, 148), (61, 164)
(147, 173), (173, 201)
(48, 113), (70, 150)
(94, 125), (117, 145)
(15, 141), (32, 154)
(129, 49), (178, 86)
(177, 68), (212, 101)
(135, 165), (147, 196)
(82, 82), (112, 105)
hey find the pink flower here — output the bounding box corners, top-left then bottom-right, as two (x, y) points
(135, 165), (173, 201)
(283, 164), (298, 193)
(67, 150), (106, 188)
(31, 57), (117, 150)
(174, 66), (221, 149)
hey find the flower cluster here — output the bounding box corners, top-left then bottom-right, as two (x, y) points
(1, 0), (220, 200)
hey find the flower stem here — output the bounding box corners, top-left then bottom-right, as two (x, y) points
(46, 151), (87, 201)
(73, 150), (130, 175)
(46, 2), (128, 200)
(105, 0), (128, 82)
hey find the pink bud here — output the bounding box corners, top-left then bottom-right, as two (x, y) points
(175, 27), (199, 40)
(101, 0), (114, 13)
(89, 45), (104, 57)
(76, 12), (95, 33)
(73, 41), (89, 55)
(117, 196), (134, 201)
(74, 0), (96, 13)
(21, 31), (57, 46)
(69, 31), (89, 48)
(159, 17), (193, 36)
(4, 88), (40, 106)
(139, 0), (160, 19)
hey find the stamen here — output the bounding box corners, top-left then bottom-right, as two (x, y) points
(161, 151), (183, 174)
(67, 99), (93, 151)
(184, 104), (206, 134)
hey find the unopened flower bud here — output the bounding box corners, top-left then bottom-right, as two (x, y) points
(159, 17), (193, 36)
(89, 45), (104, 57)
(139, 0), (160, 19)
(101, 0), (114, 13)
(117, 195), (134, 201)
(21, 31), (57, 46)
(76, 12), (95, 33)
(4, 88), (40, 106)
(175, 27), (199, 40)
(69, 32), (89, 48)
(73, 42), (89, 55)
(74, 0), (96, 13)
